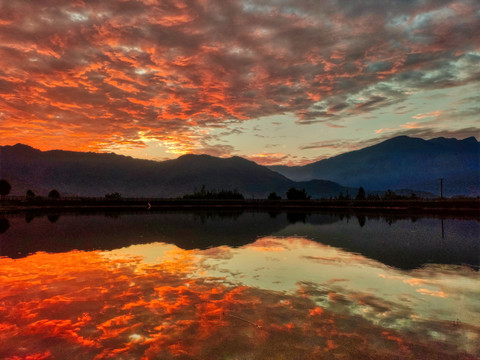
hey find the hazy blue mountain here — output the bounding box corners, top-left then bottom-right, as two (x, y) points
(270, 136), (479, 196)
(0, 144), (352, 199)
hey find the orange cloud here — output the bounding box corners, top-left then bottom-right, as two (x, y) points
(0, 0), (478, 157)
(416, 288), (447, 298)
(244, 153), (292, 166)
(375, 121), (427, 134)
(412, 111), (442, 120)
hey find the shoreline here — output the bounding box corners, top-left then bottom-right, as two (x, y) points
(1, 199), (479, 218)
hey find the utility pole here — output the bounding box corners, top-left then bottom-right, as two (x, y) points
(439, 178), (444, 199)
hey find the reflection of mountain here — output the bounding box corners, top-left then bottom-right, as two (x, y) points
(274, 214), (479, 270)
(0, 211), (289, 257)
(1, 211), (478, 270)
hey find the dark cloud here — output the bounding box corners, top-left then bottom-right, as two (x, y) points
(353, 96), (388, 112)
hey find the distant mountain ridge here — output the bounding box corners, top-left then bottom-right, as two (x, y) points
(270, 136), (479, 196)
(0, 144), (351, 199)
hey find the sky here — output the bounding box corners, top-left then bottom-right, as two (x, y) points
(0, 0), (479, 165)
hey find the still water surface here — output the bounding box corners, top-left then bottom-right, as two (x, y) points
(0, 211), (479, 359)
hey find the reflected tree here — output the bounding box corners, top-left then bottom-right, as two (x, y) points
(104, 212), (121, 220)
(356, 215), (366, 227)
(0, 217), (10, 234)
(286, 212), (309, 224)
(25, 213), (35, 223)
(47, 214), (61, 223)
(268, 211), (280, 219)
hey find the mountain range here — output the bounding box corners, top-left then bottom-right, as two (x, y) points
(0, 144), (350, 198)
(0, 135), (478, 198)
(271, 136), (479, 197)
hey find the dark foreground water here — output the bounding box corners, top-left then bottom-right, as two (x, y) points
(0, 211), (479, 359)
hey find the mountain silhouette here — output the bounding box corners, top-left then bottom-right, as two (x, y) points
(270, 136), (479, 196)
(0, 144), (351, 199)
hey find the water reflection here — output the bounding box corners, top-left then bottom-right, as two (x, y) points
(47, 213), (61, 223)
(0, 216), (9, 234)
(357, 214), (366, 227)
(1, 237), (479, 359)
(1, 211), (478, 270)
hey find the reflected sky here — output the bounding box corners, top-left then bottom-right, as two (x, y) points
(1, 211), (479, 269)
(0, 211), (479, 359)
(1, 236), (479, 359)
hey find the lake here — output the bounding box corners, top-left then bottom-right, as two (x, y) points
(0, 210), (479, 359)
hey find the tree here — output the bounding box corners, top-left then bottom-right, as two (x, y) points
(48, 189), (60, 199)
(383, 189), (396, 200)
(286, 187), (310, 200)
(183, 187), (244, 200)
(105, 192), (122, 200)
(355, 187), (366, 200)
(267, 192), (281, 200)
(26, 189), (35, 200)
(0, 179), (11, 199)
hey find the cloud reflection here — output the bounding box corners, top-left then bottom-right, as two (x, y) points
(0, 236), (479, 359)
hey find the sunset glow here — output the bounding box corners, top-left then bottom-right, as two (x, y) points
(0, 0), (479, 163)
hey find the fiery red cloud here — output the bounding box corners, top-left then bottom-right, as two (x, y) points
(0, 1), (479, 155)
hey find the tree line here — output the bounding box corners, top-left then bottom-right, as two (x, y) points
(0, 179), (448, 201)
(0, 179), (61, 200)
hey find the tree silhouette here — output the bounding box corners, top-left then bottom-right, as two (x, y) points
(26, 189), (35, 200)
(355, 187), (366, 200)
(0, 179), (11, 199)
(286, 187), (310, 200)
(383, 189), (396, 200)
(48, 189), (60, 199)
(344, 191), (351, 200)
(183, 187), (244, 200)
(267, 192), (281, 200)
(105, 192), (122, 200)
